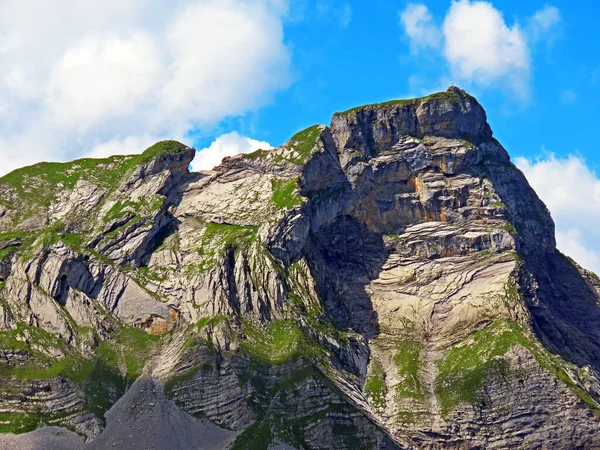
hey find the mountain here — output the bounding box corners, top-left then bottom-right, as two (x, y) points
(1, 87), (600, 450)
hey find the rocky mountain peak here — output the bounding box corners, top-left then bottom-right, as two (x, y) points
(1, 88), (600, 449)
(330, 86), (493, 159)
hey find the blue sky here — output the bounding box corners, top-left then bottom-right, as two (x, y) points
(193, 0), (599, 168)
(0, 0), (599, 270)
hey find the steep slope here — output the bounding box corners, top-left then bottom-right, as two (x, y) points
(1, 87), (600, 449)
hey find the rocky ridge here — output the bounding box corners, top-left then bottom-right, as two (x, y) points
(1, 87), (600, 449)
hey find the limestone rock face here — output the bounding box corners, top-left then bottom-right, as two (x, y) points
(1, 88), (600, 449)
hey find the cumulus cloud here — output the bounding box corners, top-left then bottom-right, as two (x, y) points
(516, 154), (600, 273)
(0, 0), (291, 176)
(83, 135), (162, 160)
(190, 132), (272, 171)
(443, 1), (529, 95)
(400, 4), (442, 51)
(399, 1), (561, 96)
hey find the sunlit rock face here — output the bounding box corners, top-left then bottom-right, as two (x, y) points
(0, 87), (600, 449)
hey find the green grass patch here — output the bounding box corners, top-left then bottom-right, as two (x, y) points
(187, 222), (258, 276)
(394, 340), (424, 400)
(194, 314), (227, 331)
(0, 325), (158, 382)
(165, 367), (200, 394)
(71, 326), (159, 420)
(283, 125), (322, 165)
(0, 140), (186, 226)
(241, 320), (303, 364)
(244, 149), (270, 161)
(339, 99), (414, 115)
(499, 222), (516, 237)
(0, 324), (162, 424)
(109, 326), (160, 379)
(231, 417), (273, 450)
(0, 245), (18, 261)
(365, 357), (387, 408)
(103, 196), (164, 224)
(422, 91), (463, 105)
(138, 140), (189, 163)
(435, 320), (529, 415)
(338, 90), (463, 116)
(271, 178), (303, 209)
(0, 411), (74, 435)
(0, 324), (69, 363)
(588, 271), (600, 283)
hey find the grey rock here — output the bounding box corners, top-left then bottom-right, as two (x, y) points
(0, 91), (599, 449)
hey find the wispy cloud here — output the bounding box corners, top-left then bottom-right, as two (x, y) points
(527, 4), (562, 44)
(340, 4), (353, 27)
(399, 4), (442, 52)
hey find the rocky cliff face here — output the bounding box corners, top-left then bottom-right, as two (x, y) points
(1, 87), (600, 449)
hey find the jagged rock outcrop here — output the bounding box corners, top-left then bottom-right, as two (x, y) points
(1, 87), (600, 449)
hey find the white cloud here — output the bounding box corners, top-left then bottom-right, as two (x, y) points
(443, 1), (529, 95)
(400, 4), (442, 51)
(83, 135), (162, 160)
(527, 4), (561, 43)
(46, 31), (162, 132)
(0, 0), (291, 176)
(555, 229), (599, 273)
(398, 2), (561, 97)
(516, 154), (600, 273)
(190, 132), (272, 171)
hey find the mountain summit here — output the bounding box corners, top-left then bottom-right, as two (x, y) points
(1, 87), (600, 449)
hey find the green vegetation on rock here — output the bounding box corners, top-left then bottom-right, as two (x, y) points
(422, 90), (463, 105)
(231, 417), (274, 450)
(185, 222), (258, 276)
(0, 323), (161, 427)
(164, 367), (200, 394)
(103, 195), (164, 224)
(0, 140), (187, 229)
(138, 140), (189, 163)
(340, 99), (414, 115)
(242, 125), (322, 166)
(244, 149), (270, 161)
(365, 357), (387, 408)
(271, 178), (303, 209)
(284, 125), (322, 165)
(338, 90), (463, 116)
(241, 320), (303, 364)
(194, 314), (227, 331)
(0, 325), (158, 382)
(394, 340), (424, 400)
(436, 323), (598, 418)
(0, 411), (74, 435)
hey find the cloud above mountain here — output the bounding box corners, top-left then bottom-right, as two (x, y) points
(399, 1), (561, 97)
(516, 154), (600, 274)
(191, 132), (272, 171)
(0, 0), (291, 176)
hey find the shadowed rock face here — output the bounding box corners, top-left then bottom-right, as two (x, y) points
(1, 88), (600, 449)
